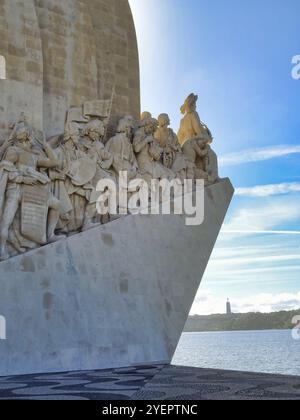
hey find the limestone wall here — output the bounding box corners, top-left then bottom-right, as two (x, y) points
(0, 0), (44, 135)
(0, 0), (140, 139)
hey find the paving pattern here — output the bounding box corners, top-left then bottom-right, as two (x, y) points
(0, 365), (299, 400)
(0, 366), (163, 401)
(133, 365), (300, 400)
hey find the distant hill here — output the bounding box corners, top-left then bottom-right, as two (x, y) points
(184, 309), (300, 332)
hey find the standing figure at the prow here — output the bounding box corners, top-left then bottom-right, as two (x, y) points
(178, 93), (212, 146)
(178, 93), (220, 184)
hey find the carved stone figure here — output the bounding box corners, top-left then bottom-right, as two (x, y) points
(154, 113), (187, 179)
(0, 118), (62, 261)
(81, 120), (114, 181)
(178, 93), (219, 184)
(80, 119), (115, 229)
(133, 117), (175, 182)
(178, 93), (212, 146)
(106, 116), (139, 180)
(182, 138), (209, 181)
(140, 111), (152, 123)
(52, 122), (96, 234)
(206, 145), (220, 185)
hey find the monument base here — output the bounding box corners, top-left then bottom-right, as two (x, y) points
(0, 179), (233, 377)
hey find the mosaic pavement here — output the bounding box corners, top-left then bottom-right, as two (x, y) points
(0, 365), (299, 400)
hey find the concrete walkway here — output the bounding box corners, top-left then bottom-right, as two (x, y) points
(0, 365), (299, 400)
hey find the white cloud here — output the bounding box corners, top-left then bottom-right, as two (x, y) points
(222, 230), (300, 235)
(219, 145), (300, 167)
(236, 183), (300, 197)
(208, 265), (300, 281)
(224, 186), (300, 235)
(223, 198), (300, 232)
(191, 290), (227, 315)
(211, 243), (300, 259)
(211, 254), (300, 267)
(237, 291), (300, 314)
(191, 290), (300, 315)
(190, 196), (300, 316)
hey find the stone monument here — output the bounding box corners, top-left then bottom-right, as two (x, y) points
(0, 0), (234, 376)
(0, 0), (140, 139)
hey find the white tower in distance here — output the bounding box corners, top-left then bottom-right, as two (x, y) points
(226, 299), (232, 315)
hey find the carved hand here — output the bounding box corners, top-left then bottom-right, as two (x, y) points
(50, 172), (66, 181)
(23, 177), (39, 186)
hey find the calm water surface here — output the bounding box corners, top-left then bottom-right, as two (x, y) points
(173, 330), (300, 376)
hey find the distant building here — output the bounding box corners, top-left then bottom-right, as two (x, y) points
(226, 299), (232, 315)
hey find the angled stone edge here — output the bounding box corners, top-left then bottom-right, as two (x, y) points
(0, 178), (234, 377)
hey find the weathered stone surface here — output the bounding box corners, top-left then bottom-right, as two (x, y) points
(0, 178), (234, 376)
(0, 0), (140, 138)
(0, 0), (44, 136)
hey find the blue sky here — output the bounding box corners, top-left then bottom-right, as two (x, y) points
(130, 0), (300, 314)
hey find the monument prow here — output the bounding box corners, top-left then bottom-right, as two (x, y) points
(0, 179), (233, 376)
